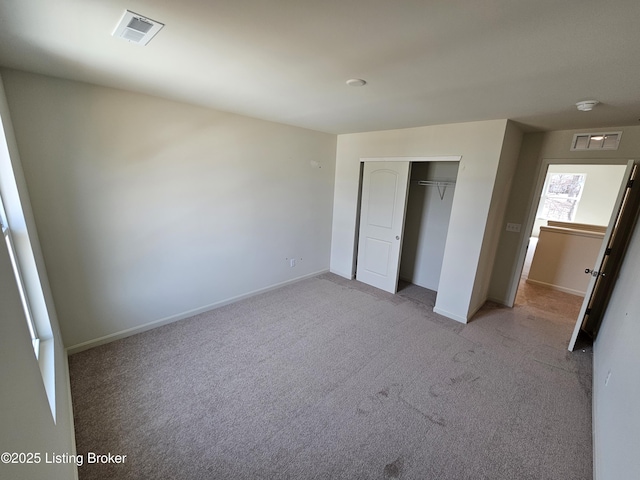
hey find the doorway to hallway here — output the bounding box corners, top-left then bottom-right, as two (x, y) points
(512, 162), (629, 345)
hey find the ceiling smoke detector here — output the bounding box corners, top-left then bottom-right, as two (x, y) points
(112, 10), (164, 46)
(576, 100), (599, 112)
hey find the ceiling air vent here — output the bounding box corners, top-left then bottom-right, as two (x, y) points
(570, 132), (622, 151)
(112, 10), (164, 46)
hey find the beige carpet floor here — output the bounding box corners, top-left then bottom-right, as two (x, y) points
(69, 273), (592, 480)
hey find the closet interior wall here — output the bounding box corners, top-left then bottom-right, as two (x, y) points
(400, 161), (459, 291)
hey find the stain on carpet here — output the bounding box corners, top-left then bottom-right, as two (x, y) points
(383, 456), (404, 478)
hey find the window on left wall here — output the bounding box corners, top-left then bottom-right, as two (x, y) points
(0, 198), (39, 359)
(1, 79), (56, 419)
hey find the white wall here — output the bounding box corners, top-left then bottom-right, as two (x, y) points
(0, 76), (77, 480)
(527, 226), (604, 295)
(531, 164), (627, 236)
(468, 121), (522, 314)
(400, 162), (458, 291)
(592, 211), (640, 479)
(0, 241), (77, 480)
(330, 119), (516, 322)
(1, 69), (337, 350)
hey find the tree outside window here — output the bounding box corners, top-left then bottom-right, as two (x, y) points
(539, 173), (586, 222)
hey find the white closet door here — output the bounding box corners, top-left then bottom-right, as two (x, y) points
(356, 161), (411, 293)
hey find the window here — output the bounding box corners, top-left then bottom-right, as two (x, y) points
(0, 197), (39, 359)
(539, 173), (586, 222)
(1, 85), (56, 420)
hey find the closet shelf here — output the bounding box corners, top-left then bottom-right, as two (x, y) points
(412, 180), (456, 200)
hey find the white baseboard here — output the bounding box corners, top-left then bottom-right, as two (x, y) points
(433, 306), (468, 324)
(398, 275), (438, 291)
(66, 269), (329, 355)
(433, 294), (489, 324)
(467, 300), (487, 320)
(486, 295), (511, 306)
(525, 278), (585, 297)
(329, 268), (355, 280)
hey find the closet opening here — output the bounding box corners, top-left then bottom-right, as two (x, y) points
(398, 162), (459, 302)
(354, 158), (459, 302)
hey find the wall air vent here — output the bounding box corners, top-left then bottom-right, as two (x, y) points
(570, 132), (622, 151)
(112, 10), (164, 46)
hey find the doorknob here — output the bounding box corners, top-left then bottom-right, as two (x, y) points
(396, 236), (400, 240)
(585, 268), (605, 278)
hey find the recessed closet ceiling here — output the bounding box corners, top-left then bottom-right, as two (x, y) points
(0, 0), (639, 134)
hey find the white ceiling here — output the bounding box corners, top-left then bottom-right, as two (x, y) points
(1, 0), (639, 134)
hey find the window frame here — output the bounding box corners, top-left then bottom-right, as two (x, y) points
(538, 172), (587, 223)
(0, 200), (40, 358)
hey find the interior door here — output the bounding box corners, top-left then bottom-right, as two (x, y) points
(568, 160), (638, 351)
(356, 161), (411, 293)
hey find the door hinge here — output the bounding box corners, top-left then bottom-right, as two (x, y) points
(585, 308), (592, 315)
(605, 247), (612, 255)
(628, 179), (635, 188)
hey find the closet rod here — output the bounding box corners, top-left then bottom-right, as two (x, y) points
(412, 180), (456, 200)
(413, 180), (456, 187)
